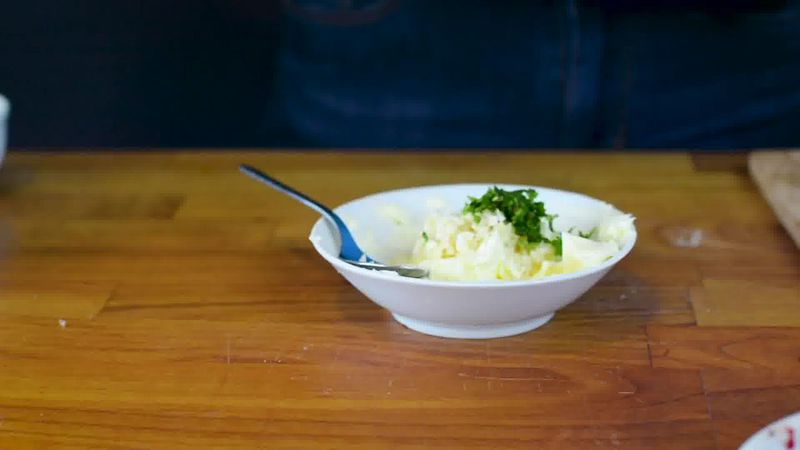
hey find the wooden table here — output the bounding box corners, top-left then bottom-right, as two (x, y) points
(0, 151), (798, 450)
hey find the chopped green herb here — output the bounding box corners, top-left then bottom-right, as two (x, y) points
(422, 231), (429, 242)
(552, 235), (563, 257)
(578, 228), (597, 239)
(464, 186), (560, 252)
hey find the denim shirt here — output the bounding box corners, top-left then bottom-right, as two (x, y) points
(276, 0), (800, 148)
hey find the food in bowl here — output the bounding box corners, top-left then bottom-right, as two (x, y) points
(309, 184), (637, 339)
(409, 187), (635, 281)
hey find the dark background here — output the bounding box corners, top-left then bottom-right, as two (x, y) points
(2, 1), (799, 149)
(0, 1), (286, 148)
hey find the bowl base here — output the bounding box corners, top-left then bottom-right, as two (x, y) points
(392, 313), (555, 339)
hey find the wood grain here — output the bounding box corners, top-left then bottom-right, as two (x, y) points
(691, 279), (800, 327)
(0, 150), (797, 449)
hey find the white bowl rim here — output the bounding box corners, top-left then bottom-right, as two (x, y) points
(0, 93), (8, 118)
(309, 183), (637, 289)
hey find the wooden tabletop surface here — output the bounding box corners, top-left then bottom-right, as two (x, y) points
(0, 151), (798, 450)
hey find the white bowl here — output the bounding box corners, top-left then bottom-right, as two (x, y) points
(309, 184), (636, 339)
(0, 93), (8, 166)
(740, 411), (800, 450)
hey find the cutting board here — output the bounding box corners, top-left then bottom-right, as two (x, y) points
(749, 150), (800, 249)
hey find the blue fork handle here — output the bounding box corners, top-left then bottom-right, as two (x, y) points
(239, 164), (370, 262)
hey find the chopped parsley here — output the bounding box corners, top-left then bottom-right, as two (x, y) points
(422, 231), (429, 242)
(464, 186), (561, 254)
(551, 235), (563, 257)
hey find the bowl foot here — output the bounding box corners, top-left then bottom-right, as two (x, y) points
(391, 313), (555, 339)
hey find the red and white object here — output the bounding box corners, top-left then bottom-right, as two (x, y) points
(740, 411), (800, 450)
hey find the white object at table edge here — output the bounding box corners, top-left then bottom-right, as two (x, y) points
(739, 411), (800, 450)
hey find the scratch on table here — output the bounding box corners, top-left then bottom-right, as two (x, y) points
(555, 429), (573, 440)
(665, 227), (705, 248)
(582, 394), (601, 446)
(226, 336), (231, 365)
(261, 353), (277, 374)
(457, 373), (560, 382)
(215, 371), (229, 396)
(387, 379), (394, 388)
(610, 431), (621, 446)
